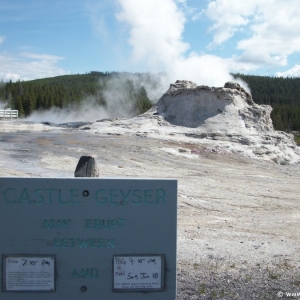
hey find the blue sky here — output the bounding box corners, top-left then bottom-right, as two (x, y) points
(1, 0), (300, 85)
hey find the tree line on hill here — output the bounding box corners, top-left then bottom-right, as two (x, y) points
(233, 74), (300, 132)
(0, 72), (299, 132)
(0, 71), (154, 119)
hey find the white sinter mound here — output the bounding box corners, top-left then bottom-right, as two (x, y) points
(89, 80), (300, 165)
(155, 81), (268, 131)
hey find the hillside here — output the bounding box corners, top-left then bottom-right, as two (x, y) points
(0, 72), (154, 118)
(233, 74), (300, 132)
(1, 72), (300, 132)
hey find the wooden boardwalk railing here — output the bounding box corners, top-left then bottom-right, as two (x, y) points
(0, 109), (18, 120)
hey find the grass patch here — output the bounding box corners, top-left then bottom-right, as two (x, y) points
(292, 279), (300, 287)
(193, 262), (200, 269)
(293, 131), (300, 145)
(268, 269), (280, 280)
(211, 290), (218, 298)
(219, 289), (225, 298)
(198, 284), (206, 295)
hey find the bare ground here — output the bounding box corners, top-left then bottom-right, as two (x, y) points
(1, 124), (300, 299)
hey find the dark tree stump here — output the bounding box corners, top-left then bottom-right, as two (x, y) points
(74, 156), (99, 177)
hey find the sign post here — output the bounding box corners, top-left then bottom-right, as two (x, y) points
(0, 178), (177, 299)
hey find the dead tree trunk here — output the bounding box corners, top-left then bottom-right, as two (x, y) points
(74, 156), (99, 177)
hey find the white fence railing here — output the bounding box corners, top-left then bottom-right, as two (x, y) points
(0, 109), (18, 120)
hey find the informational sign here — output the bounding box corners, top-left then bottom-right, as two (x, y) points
(113, 255), (164, 291)
(0, 178), (177, 299)
(3, 255), (55, 292)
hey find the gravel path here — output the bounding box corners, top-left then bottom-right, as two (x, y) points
(1, 123), (300, 299)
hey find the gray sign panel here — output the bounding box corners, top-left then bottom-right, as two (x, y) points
(0, 178), (177, 299)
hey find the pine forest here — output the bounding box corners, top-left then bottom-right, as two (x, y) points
(0, 72), (300, 136)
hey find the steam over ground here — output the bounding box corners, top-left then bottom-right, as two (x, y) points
(25, 0), (253, 124)
(26, 73), (164, 123)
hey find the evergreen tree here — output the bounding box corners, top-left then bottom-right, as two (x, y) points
(15, 96), (24, 117)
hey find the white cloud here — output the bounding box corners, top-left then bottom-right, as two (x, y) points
(203, 0), (300, 68)
(0, 36), (5, 45)
(205, 1), (259, 48)
(275, 65), (300, 78)
(115, 0), (232, 87)
(86, 1), (111, 40)
(116, 0), (189, 67)
(175, 0), (196, 15)
(20, 52), (64, 61)
(0, 51), (70, 82)
(191, 9), (205, 21)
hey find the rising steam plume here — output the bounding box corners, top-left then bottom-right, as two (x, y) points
(27, 73), (162, 123)
(28, 0), (246, 123)
(115, 0), (234, 88)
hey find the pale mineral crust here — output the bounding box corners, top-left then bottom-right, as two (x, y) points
(140, 80), (300, 165)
